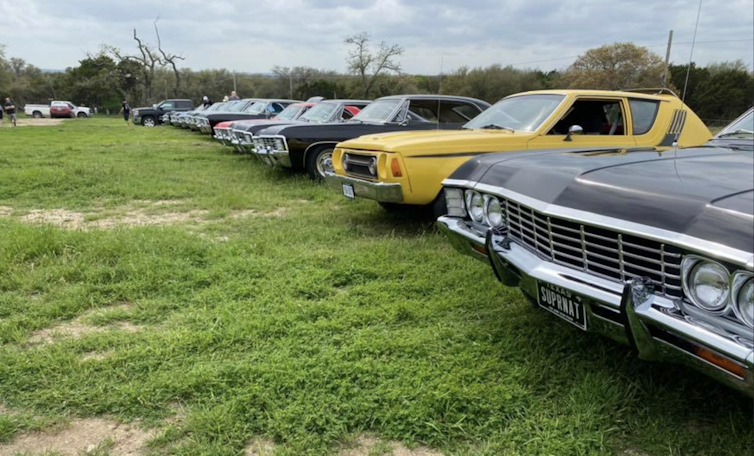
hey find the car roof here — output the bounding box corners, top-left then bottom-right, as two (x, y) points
(318, 99), (372, 104)
(377, 94), (490, 105)
(507, 89), (679, 101)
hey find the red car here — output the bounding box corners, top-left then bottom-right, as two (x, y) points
(50, 103), (74, 118)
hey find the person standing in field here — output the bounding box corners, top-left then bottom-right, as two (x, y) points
(3, 98), (16, 127)
(228, 91), (239, 100)
(0, 102), (4, 127)
(202, 96), (212, 108)
(120, 100), (131, 125)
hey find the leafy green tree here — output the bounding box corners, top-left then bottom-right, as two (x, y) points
(562, 42), (665, 90)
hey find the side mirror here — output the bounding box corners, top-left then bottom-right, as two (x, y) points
(564, 125), (583, 142)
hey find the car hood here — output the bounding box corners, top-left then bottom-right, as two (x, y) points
(453, 146), (754, 254)
(339, 129), (533, 156)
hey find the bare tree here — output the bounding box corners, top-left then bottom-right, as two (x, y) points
(344, 32), (403, 97)
(103, 29), (161, 104)
(154, 16), (185, 97)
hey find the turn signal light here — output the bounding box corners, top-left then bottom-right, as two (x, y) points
(694, 346), (745, 378)
(391, 158), (402, 177)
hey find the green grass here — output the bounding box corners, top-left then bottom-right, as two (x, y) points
(0, 118), (751, 455)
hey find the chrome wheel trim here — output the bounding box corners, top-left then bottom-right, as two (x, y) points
(315, 149), (335, 177)
(143, 117), (155, 127)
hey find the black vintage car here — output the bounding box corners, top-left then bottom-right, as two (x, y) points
(224, 99), (371, 153)
(132, 99), (194, 127)
(197, 99), (302, 135)
(437, 108), (754, 395)
(252, 95), (491, 180)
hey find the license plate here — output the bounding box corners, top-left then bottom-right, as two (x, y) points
(342, 184), (355, 199)
(537, 282), (587, 330)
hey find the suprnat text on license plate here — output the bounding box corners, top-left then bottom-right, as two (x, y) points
(343, 184), (355, 199)
(537, 281), (587, 330)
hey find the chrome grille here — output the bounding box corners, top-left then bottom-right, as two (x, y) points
(504, 199), (683, 298)
(343, 153), (377, 179)
(259, 137), (279, 151)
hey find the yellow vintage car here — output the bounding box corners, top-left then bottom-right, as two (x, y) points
(325, 89), (712, 214)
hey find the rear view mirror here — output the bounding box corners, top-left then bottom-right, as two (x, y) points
(564, 125), (583, 142)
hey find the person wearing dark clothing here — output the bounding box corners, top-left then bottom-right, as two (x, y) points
(202, 96), (212, 108)
(0, 104), (4, 126)
(120, 101), (131, 123)
(4, 98), (16, 127)
(228, 91), (239, 101)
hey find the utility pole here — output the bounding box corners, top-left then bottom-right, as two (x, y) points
(289, 73), (293, 99)
(233, 71), (237, 93)
(662, 30), (673, 88)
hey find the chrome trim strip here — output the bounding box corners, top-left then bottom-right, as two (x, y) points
(452, 181), (754, 268)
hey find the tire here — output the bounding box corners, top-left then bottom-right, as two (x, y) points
(141, 116), (156, 127)
(77, 112), (87, 118)
(305, 145), (336, 181)
(430, 192), (448, 219)
(33, 111), (42, 119)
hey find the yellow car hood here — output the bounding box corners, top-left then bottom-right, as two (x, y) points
(339, 129), (534, 157)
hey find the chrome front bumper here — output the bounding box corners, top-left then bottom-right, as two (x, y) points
(437, 215), (754, 396)
(199, 125), (212, 134)
(253, 148), (291, 168)
(324, 172), (404, 203)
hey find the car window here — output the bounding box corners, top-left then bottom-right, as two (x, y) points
(352, 99), (403, 123)
(550, 99), (625, 135)
(465, 94), (564, 131)
(629, 99), (660, 135)
(271, 103), (285, 113)
(300, 102), (339, 122)
(341, 107), (355, 120)
(160, 102), (174, 109)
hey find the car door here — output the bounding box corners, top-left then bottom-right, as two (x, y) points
(527, 97), (636, 150)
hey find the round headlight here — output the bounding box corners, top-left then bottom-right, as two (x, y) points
(734, 279), (754, 328)
(465, 190), (484, 222)
(484, 196), (505, 228)
(368, 157), (377, 175)
(687, 261), (730, 311)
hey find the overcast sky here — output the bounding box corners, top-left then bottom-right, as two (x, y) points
(1, 0), (752, 74)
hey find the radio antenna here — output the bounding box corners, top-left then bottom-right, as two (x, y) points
(681, 0), (703, 105)
(437, 55), (444, 130)
(674, 0), (703, 181)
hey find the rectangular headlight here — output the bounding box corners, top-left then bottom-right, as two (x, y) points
(274, 138), (286, 151)
(444, 187), (466, 217)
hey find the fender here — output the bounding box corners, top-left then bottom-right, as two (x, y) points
(303, 141), (340, 164)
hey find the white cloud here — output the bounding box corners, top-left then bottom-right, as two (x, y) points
(0, 0), (751, 73)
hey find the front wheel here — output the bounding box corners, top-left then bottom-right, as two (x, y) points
(33, 111), (42, 119)
(77, 112), (87, 118)
(305, 146), (335, 181)
(142, 116), (156, 127)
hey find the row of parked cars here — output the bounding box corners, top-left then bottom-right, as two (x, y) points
(145, 91), (754, 397)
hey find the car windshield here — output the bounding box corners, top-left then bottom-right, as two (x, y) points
(244, 102), (268, 114)
(463, 94), (565, 132)
(227, 101), (250, 112)
(351, 99), (402, 123)
(716, 109), (753, 138)
(276, 104), (304, 121)
(300, 102), (339, 123)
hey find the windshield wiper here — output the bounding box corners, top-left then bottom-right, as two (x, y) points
(717, 129), (754, 138)
(475, 124), (515, 133)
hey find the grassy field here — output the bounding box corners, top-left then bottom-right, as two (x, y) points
(0, 118), (751, 456)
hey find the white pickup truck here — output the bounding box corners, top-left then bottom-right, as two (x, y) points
(24, 101), (92, 119)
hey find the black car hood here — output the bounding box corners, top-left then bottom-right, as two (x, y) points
(258, 121), (355, 136)
(456, 146), (754, 254)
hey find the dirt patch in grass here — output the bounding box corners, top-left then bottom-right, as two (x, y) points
(338, 435), (444, 456)
(5, 118), (66, 127)
(28, 303), (141, 346)
(5, 201), (288, 229)
(81, 350), (114, 362)
(244, 437), (276, 456)
(0, 417), (151, 456)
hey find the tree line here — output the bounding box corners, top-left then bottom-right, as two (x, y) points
(0, 39), (751, 126)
